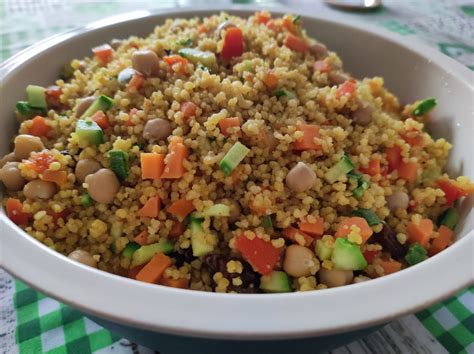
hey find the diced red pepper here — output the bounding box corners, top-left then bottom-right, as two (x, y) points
(281, 227), (313, 247)
(169, 221), (186, 239)
(313, 60), (331, 73)
(163, 55), (189, 74)
(401, 128), (424, 147)
(25, 152), (56, 173)
(266, 20), (278, 31)
(336, 79), (357, 99)
(398, 161), (418, 182)
(221, 27), (244, 61)
(255, 11), (271, 24)
(284, 33), (309, 53)
(437, 179), (466, 206)
(180, 102), (197, 119)
(92, 44), (114, 65)
(386, 146), (402, 172)
(91, 110), (109, 129)
(235, 234), (280, 275)
(363, 250), (380, 263)
(6, 198), (30, 225)
(127, 73), (145, 91)
(359, 159), (381, 176)
(45, 85), (62, 108)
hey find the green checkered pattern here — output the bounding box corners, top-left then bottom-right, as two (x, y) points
(2, 0), (474, 353)
(14, 280), (121, 353)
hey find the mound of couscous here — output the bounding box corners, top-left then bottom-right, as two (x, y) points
(1, 12), (473, 293)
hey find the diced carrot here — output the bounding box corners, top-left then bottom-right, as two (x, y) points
(398, 161), (418, 182)
(180, 101), (197, 119)
(136, 253), (172, 283)
(128, 265), (145, 279)
(235, 234), (280, 275)
(161, 137), (188, 179)
(28, 116), (51, 137)
(137, 196), (160, 218)
(429, 225), (453, 256)
(266, 20), (278, 31)
(406, 218), (433, 247)
(140, 153), (165, 180)
(230, 165), (244, 183)
(336, 79), (357, 99)
(167, 199), (195, 220)
(25, 152), (56, 173)
(386, 146), (402, 172)
(134, 230), (151, 245)
(380, 260), (402, 275)
(91, 110), (109, 129)
(127, 73), (145, 90)
(313, 60), (331, 73)
(293, 124), (321, 151)
(92, 44), (113, 65)
(282, 15), (296, 33)
(263, 71), (278, 90)
(163, 55), (189, 74)
(218, 117), (241, 137)
(363, 250), (380, 263)
(6, 198), (30, 225)
(45, 85), (62, 99)
(198, 24), (208, 33)
(284, 33), (309, 53)
(401, 128), (423, 147)
(298, 217), (325, 238)
(160, 276), (189, 289)
(221, 27), (244, 61)
(255, 11), (271, 24)
(41, 169), (68, 185)
(169, 221), (186, 239)
(437, 179), (467, 206)
(359, 159), (381, 176)
(281, 227), (313, 247)
(335, 217), (373, 244)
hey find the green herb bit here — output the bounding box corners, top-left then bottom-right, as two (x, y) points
(412, 98), (437, 116)
(352, 208), (383, 226)
(405, 243), (428, 265)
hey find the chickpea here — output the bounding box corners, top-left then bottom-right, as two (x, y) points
(75, 158), (101, 184)
(13, 134), (44, 160)
(110, 38), (122, 49)
(68, 249), (97, 268)
(309, 43), (328, 59)
(328, 72), (350, 85)
(0, 152), (17, 168)
(285, 162), (316, 192)
(75, 96), (95, 117)
(386, 191), (409, 211)
(283, 245), (318, 278)
(0, 162), (26, 191)
(143, 118), (173, 142)
(23, 180), (57, 200)
(352, 104), (373, 126)
(85, 168), (120, 204)
(319, 268), (354, 288)
(131, 49), (160, 76)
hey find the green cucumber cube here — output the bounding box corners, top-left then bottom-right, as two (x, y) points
(75, 119), (104, 145)
(81, 95), (114, 118)
(260, 271), (291, 293)
(331, 238), (367, 271)
(219, 141), (250, 176)
(131, 239), (173, 267)
(26, 85), (47, 109)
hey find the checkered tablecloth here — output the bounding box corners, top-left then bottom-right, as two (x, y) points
(0, 1), (473, 353)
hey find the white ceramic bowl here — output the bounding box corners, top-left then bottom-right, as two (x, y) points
(1, 7), (473, 352)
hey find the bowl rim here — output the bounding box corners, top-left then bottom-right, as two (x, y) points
(1, 6), (473, 340)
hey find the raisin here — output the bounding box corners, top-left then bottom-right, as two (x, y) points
(372, 224), (407, 259)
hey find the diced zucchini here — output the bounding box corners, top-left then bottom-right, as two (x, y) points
(26, 85), (47, 109)
(315, 238), (333, 260)
(274, 89), (296, 99)
(123, 242), (140, 259)
(261, 215), (273, 228)
(81, 95), (114, 118)
(412, 98), (437, 116)
(351, 208), (383, 226)
(178, 48), (218, 72)
(331, 238), (367, 271)
(189, 219), (216, 257)
(80, 193), (92, 207)
(15, 101), (46, 119)
(75, 119), (104, 145)
(324, 155), (355, 183)
(405, 242), (428, 266)
(108, 150), (129, 181)
(131, 239), (173, 267)
(437, 208), (460, 230)
(193, 204), (230, 218)
(219, 141), (250, 176)
(260, 271), (291, 293)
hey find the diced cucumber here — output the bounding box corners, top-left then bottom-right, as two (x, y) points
(261, 215), (273, 228)
(178, 48), (218, 72)
(131, 239), (173, 267)
(189, 219), (216, 257)
(75, 119), (104, 145)
(219, 141), (250, 176)
(405, 242), (428, 266)
(15, 101), (46, 119)
(108, 150), (129, 181)
(193, 204), (230, 218)
(260, 271), (291, 293)
(274, 89), (296, 99)
(123, 242), (140, 259)
(80, 193), (92, 207)
(437, 208), (460, 230)
(351, 208), (383, 226)
(331, 238), (367, 271)
(26, 85), (47, 109)
(81, 95), (114, 118)
(412, 98), (437, 116)
(324, 155), (355, 183)
(315, 238), (333, 260)
(421, 167), (441, 181)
